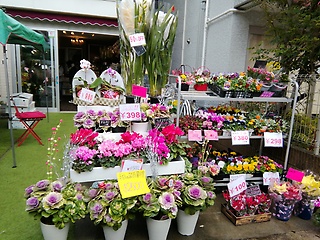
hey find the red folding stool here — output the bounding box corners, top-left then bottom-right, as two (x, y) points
(11, 99), (46, 146)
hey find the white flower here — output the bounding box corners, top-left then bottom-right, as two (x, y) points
(155, 11), (176, 40)
(80, 59), (91, 70)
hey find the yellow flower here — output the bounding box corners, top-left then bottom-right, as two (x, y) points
(230, 151), (237, 156)
(248, 164), (255, 171)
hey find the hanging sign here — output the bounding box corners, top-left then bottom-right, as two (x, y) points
(117, 170), (150, 198)
(78, 88), (95, 104)
(264, 132), (283, 147)
(227, 176), (247, 197)
(263, 172), (280, 185)
(286, 167), (305, 182)
(231, 131), (250, 145)
(204, 130), (218, 140)
(119, 103), (141, 121)
(132, 85), (147, 98)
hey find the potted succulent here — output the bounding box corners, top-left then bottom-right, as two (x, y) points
(85, 180), (137, 240)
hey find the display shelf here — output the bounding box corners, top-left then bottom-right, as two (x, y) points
(180, 90), (292, 103)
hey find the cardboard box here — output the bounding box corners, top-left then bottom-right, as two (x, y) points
(221, 204), (271, 226)
(11, 92), (33, 107)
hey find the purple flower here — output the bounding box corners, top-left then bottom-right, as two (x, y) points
(83, 119), (95, 129)
(159, 192), (175, 210)
(91, 202), (103, 218)
(174, 180), (183, 190)
(104, 191), (116, 201)
(52, 181), (63, 192)
(26, 197), (40, 211)
(35, 180), (50, 190)
(206, 191), (216, 199)
(143, 193), (152, 203)
(43, 192), (63, 208)
(74, 112), (86, 122)
(88, 189), (98, 199)
(25, 185), (34, 197)
(187, 185), (207, 200)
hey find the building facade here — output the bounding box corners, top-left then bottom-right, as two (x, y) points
(0, 0), (268, 112)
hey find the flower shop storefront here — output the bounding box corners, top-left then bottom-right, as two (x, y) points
(22, 1), (320, 240)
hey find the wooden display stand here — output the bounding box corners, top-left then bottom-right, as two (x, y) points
(221, 204), (271, 226)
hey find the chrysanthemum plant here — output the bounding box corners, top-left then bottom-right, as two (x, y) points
(24, 120), (87, 229)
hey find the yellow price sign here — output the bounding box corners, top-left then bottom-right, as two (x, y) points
(117, 170), (150, 198)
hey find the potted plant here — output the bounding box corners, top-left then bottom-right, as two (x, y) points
(85, 180), (137, 240)
(138, 175), (182, 240)
(193, 67), (211, 91)
(108, 108), (130, 133)
(172, 70), (194, 91)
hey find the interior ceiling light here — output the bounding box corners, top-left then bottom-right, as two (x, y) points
(63, 31), (66, 34)
(92, 34), (95, 37)
(71, 32), (75, 35)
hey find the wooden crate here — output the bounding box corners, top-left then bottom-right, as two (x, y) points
(221, 204), (271, 226)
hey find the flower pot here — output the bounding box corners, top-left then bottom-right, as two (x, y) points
(177, 210), (200, 236)
(102, 219), (128, 240)
(40, 219), (70, 240)
(260, 83), (273, 91)
(146, 217), (171, 240)
(274, 202), (294, 221)
(295, 200), (314, 220)
(176, 83), (190, 91)
(131, 121), (149, 133)
(194, 83), (207, 91)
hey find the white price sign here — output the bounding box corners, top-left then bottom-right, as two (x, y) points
(231, 131), (250, 145)
(264, 132), (283, 147)
(263, 172), (280, 186)
(129, 33), (146, 47)
(227, 176), (247, 197)
(229, 174), (247, 182)
(119, 104), (141, 121)
(78, 88), (95, 103)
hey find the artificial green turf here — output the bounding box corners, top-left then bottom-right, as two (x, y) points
(0, 113), (76, 240)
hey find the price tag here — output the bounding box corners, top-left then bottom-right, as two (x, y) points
(229, 174), (247, 182)
(263, 172), (280, 185)
(129, 33), (146, 47)
(132, 85), (147, 98)
(99, 119), (111, 127)
(245, 185), (261, 196)
(231, 131), (250, 145)
(204, 130), (218, 140)
(227, 176), (247, 197)
(119, 103), (141, 121)
(286, 167), (305, 182)
(78, 88), (95, 103)
(188, 130), (202, 141)
(264, 132), (283, 147)
(121, 159), (143, 172)
(117, 170), (150, 198)
(260, 91), (274, 97)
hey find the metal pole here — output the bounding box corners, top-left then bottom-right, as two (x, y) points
(284, 79), (299, 170)
(176, 75), (181, 127)
(3, 45), (17, 167)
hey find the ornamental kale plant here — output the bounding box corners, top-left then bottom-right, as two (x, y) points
(85, 180), (137, 230)
(25, 180), (87, 229)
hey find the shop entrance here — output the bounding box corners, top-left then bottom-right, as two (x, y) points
(57, 30), (120, 111)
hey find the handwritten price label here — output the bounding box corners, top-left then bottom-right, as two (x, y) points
(78, 88), (95, 103)
(263, 172), (280, 186)
(227, 176), (247, 197)
(117, 170), (150, 198)
(129, 33), (146, 47)
(264, 132), (283, 147)
(229, 174), (247, 182)
(231, 131), (250, 145)
(119, 104), (141, 121)
(204, 130), (218, 140)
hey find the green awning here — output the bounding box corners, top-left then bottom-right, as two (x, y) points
(0, 9), (48, 51)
